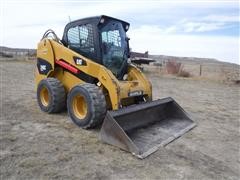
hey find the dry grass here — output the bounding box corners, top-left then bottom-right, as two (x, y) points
(166, 60), (182, 74)
(178, 69), (191, 77)
(1, 59), (240, 180)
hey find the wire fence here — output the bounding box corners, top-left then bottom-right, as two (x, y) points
(143, 60), (240, 82)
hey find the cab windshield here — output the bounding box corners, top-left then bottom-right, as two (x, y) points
(100, 21), (128, 78)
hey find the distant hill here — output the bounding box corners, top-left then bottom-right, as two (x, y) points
(0, 46), (36, 57)
(149, 54), (239, 67)
(150, 54), (219, 64)
(0, 46), (238, 66)
(0, 46), (36, 52)
(0, 46), (239, 81)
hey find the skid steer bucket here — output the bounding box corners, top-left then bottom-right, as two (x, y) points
(100, 97), (196, 159)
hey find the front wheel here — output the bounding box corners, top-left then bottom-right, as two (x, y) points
(67, 83), (107, 129)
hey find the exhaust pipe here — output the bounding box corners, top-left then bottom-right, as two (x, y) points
(100, 97), (196, 158)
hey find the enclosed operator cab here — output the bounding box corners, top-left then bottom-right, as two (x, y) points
(62, 15), (130, 79)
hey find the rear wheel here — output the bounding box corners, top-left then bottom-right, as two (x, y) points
(67, 83), (107, 129)
(37, 78), (66, 113)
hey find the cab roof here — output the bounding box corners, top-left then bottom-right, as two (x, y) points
(64, 15), (130, 32)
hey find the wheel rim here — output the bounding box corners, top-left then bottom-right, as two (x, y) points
(40, 86), (49, 106)
(72, 95), (87, 119)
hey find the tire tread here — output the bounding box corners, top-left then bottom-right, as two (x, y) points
(37, 78), (66, 113)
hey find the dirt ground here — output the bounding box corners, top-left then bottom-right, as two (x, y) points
(0, 60), (239, 180)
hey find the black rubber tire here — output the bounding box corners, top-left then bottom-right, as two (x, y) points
(67, 83), (107, 129)
(37, 78), (66, 113)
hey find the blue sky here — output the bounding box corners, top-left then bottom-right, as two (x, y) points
(0, 0), (239, 64)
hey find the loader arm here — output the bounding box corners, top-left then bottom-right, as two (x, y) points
(36, 39), (151, 110)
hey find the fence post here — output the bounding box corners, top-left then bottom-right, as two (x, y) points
(199, 64), (202, 76)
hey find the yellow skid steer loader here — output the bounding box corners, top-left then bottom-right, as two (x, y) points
(35, 15), (196, 158)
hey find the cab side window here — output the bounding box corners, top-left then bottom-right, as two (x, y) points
(67, 24), (95, 55)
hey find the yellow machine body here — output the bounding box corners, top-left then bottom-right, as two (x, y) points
(35, 15), (196, 159)
(35, 39), (152, 110)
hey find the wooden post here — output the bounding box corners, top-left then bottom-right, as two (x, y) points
(200, 64), (202, 76)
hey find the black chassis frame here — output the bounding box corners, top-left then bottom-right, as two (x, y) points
(62, 15), (130, 65)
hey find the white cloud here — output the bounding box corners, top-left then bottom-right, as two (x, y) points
(201, 15), (240, 23)
(129, 25), (239, 64)
(1, 0), (239, 64)
(172, 14), (238, 33)
(182, 22), (225, 32)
